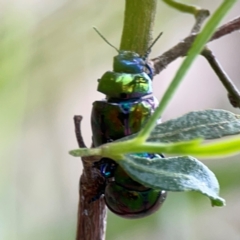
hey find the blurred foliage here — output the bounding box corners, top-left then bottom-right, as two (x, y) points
(1, 0), (240, 240)
(0, 12), (31, 240)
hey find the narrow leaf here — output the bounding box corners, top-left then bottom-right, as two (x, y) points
(118, 154), (225, 206)
(149, 109), (240, 142)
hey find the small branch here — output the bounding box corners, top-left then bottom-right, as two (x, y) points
(202, 47), (240, 108)
(74, 116), (107, 240)
(211, 16), (240, 40)
(74, 116), (87, 148)
(151, 16), (240, 74)
(191, 9), (210, 34)
(151, 16), (240, 107)
(162, 0), (210, 34)
(151, 34), (195, 73)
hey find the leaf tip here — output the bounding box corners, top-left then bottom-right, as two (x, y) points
(69, 149), (80, 157)
(211, 197), (226, 207)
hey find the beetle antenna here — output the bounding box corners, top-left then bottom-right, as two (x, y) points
(144, 32), (163, 59)
(93, 27), (120, 53)
(148, 32), (163, 52)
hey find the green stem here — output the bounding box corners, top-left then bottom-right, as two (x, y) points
(181, 137), (240, 157)
(69, 134), (240, 159)
(69, 147), (102, 157)
(137, 0), (237, 142)
(162, 0), (200, 15)
(120, 0), (157, 55)
(101, 139), (201, 158)
(102, 136), (240, 160)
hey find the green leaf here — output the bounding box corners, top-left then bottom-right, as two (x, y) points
(149, 109), (240, 142)
(119, 154), (225, 206)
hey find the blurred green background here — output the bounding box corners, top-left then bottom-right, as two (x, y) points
(1, 0), (240, 239)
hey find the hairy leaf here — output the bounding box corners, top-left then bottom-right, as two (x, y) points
(118, 154), (225, 206)
(149, 109), (240, 142)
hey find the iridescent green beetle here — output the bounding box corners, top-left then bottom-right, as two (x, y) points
(91, 29), (166, 218)
(98, 71), (152, 99)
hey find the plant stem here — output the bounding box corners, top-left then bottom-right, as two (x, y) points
(74, 116), (107, 240)
(162, 0), (210, 34)
(202, 47), (240, 108)
(152, 16), (240, 74)
(120, 0), (157, 55)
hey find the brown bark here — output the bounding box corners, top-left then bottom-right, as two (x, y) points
(74, 116), (107, 240)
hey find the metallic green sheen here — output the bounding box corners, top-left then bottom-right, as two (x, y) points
(97, 71), (152, 98)
(91, 96), (157, 146)
(104, 183), (166, 219)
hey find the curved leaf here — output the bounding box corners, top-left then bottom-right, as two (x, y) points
(118, 154), (225, 206)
